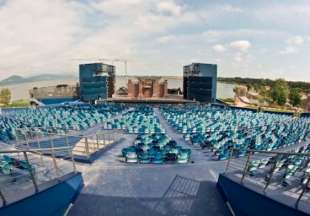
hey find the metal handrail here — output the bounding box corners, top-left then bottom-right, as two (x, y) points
(15, 127), (79, 136)
(0, 146), (73, 154)
(246, 149), (310, 157)
(0, 146), (76, 207)
(224, 148), (310, 210)
(15, 129), (120, 161)
(15, 124), (118, 139)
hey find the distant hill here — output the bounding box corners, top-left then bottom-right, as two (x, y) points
(0, 74), (77, 86)
(0, 74), (183, 86)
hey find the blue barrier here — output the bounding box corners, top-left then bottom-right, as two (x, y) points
(0, 172), (83, 216)
(301, 112), (310, 118)
(39, 97), (75, 105)
(262, 110), (294, 116)
(217, 174), (308, 216)
(26, 136), (82, 150)
(229, 105), (257, 112)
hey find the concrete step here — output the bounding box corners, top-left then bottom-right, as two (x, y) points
(72, 140), (116, 156)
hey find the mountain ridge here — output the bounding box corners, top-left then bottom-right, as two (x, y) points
(0, 74), (77, 86)
(0, 74), (183, 86)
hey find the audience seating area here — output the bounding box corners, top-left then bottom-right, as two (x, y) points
(0, 155), (33, 175)
(247, 144), (310, 187)
(109, 106), (191, 164)
(104, 106), (165, 134)
(0, 104), (125, 143)
(122, 134), (191, 164)
(161, 105), (310, 160)
(1, 103), (309, 166)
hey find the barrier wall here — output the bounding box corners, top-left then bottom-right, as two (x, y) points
(262, 110), (294, 116)
(301, 112), (310, 118)
(229, 105), (257, 113)
(217, 174), (308, 216)
(0, 172), (83, 216)
(212, 103), (298, 116)
(39, 97), (75, 105)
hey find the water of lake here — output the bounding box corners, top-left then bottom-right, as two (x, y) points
(0, 78), (235, 101)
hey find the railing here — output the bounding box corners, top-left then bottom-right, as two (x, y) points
(69, 131), (119, 158)
(14, 128), (120, 159)
(224, 148), (310, 209)
(0, 146), (75, 207)
(15, 126), (79, 137)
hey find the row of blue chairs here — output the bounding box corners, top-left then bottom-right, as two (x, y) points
(0, 155), (33, 175)
(122, 133), (191, 164)
(0, 104), (126, 143)
(248, 144), (310, 187)
(160, 105), (310, 160)
(103, 106), (165, 134)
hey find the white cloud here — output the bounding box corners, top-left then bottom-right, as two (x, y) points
(90, 0), (144, 17)
(0, 1), (309, 82)
(0, 0), (83, 79)
(157, 35), (177, 44)
(204, 29), (284, 38)
(234, 53), (243, 62)
(93, 0), (197, 34)
(280, 46), (298, 55)
(230, 40), (251, 52)
(212, 44), (226, 52)
(157, 1), (183, 16)
(253, 4), (310, 30)
(0, 0), (199, 79)
(286, 36), (304, 46)
(222, 5), (243, 13)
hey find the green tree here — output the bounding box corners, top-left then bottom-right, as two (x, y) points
(246, 84), (252, 91)
(0, 88), (11, 105)
(289, 88), (301, 107)
(270, 79), (289, 106)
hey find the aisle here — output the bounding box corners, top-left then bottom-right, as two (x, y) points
(153, 107), (213, 163)
(69, 107), (230, 216)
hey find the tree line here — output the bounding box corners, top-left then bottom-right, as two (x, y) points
(218, 77), (310, 94)
(270, 79), (302, 106)
(0, 88), (11, 106)
(231, 78), (305, 107)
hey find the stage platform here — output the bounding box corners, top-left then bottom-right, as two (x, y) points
(106, 97), (195, 104)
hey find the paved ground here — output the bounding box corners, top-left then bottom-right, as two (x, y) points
(69, 108), (230, 216)
(0, 142), (13, 150)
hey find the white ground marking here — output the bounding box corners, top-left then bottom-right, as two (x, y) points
(209, 169), (218, 181)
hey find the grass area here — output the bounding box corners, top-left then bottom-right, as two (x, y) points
(242, 104), (297, 114)
(0, 99), (30, 108)
(219, 97), (298, 114)
(219, 98), (234, 104)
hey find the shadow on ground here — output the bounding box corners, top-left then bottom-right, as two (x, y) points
(69, 178), (230, 216)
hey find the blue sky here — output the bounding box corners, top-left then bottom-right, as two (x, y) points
(0, 0), (309, 82)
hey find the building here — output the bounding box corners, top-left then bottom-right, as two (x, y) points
(29, 84), (79, 105)
(79, 63), (115, 102)
(301, 94), (310, 111)
(127, 77), (168, 99)
(183, 63), (217, 102)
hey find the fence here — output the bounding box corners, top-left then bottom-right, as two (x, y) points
(0, 147), (75, 207)
(14, 127), (120, 160)
(224, 148), (310, 209)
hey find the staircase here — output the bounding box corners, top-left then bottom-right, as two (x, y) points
(72, 138), (114, 157)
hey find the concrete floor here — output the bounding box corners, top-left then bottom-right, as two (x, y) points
(69, 108), (230, 216)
